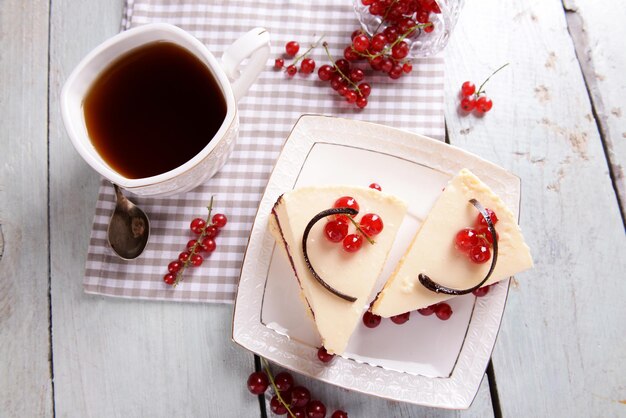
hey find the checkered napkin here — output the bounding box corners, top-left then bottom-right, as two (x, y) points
(83, 0), (445, 303)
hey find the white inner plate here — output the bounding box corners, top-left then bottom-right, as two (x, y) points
(233, 115), (519, 409)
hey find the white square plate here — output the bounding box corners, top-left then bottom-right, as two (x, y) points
(232, 115), (519, 409)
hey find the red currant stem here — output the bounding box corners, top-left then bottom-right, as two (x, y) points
(356, 22), (432, 61)
(261, 358), (296, 418)
(288, 35), (325, 68)
(322, 42), (362, 94)
(385, 22), (430, 53)
(373, 0), (400, 34)
(475, 63), (510, 97)
(173, 196), (215, 287)
(345, 216), (376, 245)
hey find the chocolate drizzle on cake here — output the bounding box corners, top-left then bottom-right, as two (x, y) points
(418, 198), (499, 296)
(302, 207), (359, 302)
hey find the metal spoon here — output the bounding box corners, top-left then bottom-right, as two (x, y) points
(107, 184), (150, 260)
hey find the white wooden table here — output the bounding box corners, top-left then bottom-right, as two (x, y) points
(2, 1), (625, 417)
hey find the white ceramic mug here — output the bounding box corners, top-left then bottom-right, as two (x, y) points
(61, 23), (270, 197)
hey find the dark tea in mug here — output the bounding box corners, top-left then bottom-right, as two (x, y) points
(83, 41), (227, 179)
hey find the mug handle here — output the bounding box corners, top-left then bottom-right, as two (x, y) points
(221, 28), (271, 102)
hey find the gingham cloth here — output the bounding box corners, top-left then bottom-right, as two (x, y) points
(83, 0), (445, 303)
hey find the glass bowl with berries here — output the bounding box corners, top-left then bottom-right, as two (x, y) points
(352, 0), (465, 58)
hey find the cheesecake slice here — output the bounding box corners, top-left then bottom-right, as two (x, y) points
(371, 169), (533, 318)
(269, 186), (407, 355)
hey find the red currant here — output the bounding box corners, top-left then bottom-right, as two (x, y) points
(342, 234), (363, 252)
(246, 371), (269, 395)
(275, 58), (285, 69)
(424, 23), (435, 33)
(476, 96), (493, 112)
(204, 225), (219, 238)
(461, 95), (476, 112)
(317, 346), (335, 363)
(369, 1), (385, 15)
(353, 34), (370, 53)
(163, 273), (176, 285)
(287, 65), (297, 77)
(345, 90), (358, 104)
(469, 244), (491, 264)
(476, 208), (498, 227)
(381, 58), (393, 73)
(418, 305), (436, 316)
(201, 237), (216, 253)
(418, 7), (431, 20)
(435, 303), (453, 320)
(293, 407), (307, 418)
(390, 311), (410, 324)
(306, 400), (326, 418)
(332, 411), (348, 418)
(389, 63), (404, 79)
(274, 371), (294, 392)
(335, 59), (350, 74)
(398, 17), (416, 33)
(392, 42), (409, 60)
(178, 251), (191, 262)
(190, 253), (203, 267)
(358, 83), (371, 98)
(383, 26), (399, 43)
(349, 68), (365, 83)
(455, 228), (480, 253)
(285, 41), (300, 56)
(369, 182), (381, 191)
(359, 213), (384, 236)
(403, 62), (413, 73)
(301, 58), (316, 74)
(291, 386), (311, 408)
(168, 260), (182, 273)
(330, 75), (344, 91)
(318, 65), (334, 81)
(186, 239), (198, 251)
(369, 56), (383, 70)
(461, 81), (476, 96)
(190, 218), (206, 234)
(324, 219), (349, 243)
(334, 196), (359, 213)
(344, 46), (360, 61)
(212, 213), (227, 228)
(473, 286), (490, 297)
(371, 33), (388, 51)
(270, 395), (288, 415)
(356, 97), (368, 108)
(363, 311), (381, 328)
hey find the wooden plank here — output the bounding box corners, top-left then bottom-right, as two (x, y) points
(0, 1), (53, 417)
(563, 0), (626, 222)
(264, 364), (494, 417)
(47, 1), (257, 416)
(444, 0), (626, 417)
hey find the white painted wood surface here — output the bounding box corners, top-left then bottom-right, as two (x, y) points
(0, 1), (53, 417)
(444, 0), (626, 417)
(563, 0), (626, 221)
(1, 0), (625, 417)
